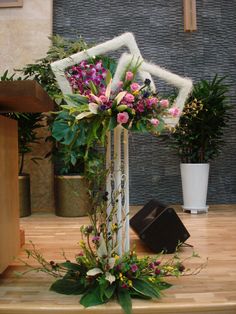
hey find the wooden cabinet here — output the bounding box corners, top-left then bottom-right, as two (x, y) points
(0, 81), (54, 273)
(0, 116), (20, 273)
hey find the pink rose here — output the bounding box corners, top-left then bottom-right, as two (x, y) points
(117, 112), (129, 124)
(130, 82), (140, 92)
(137, 102), (144, 113)
(146, 97), (158, 109)
(160, 99), (169, 108)
(169, 107), (181, 117)
(125, 71), (133, 81)
(150, 118), (159, 127)
(99, 95), (108, 103)
(124, 93), (135, 103)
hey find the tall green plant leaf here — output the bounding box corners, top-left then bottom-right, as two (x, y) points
(117, 288), (132, 314)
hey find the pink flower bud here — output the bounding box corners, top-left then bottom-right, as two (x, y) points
(160, 99), (169, 108)
(150, 118), (159, 126)
(125, 71), (134, 81)
(117, 81), (124, 89)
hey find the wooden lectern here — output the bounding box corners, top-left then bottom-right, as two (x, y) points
(0, 81), (54, 273)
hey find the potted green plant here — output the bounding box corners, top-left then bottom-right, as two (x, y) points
(16, 112), (42, 217)
(0, 70), (42, 217)
(170, 75), (231, 213)
(50, 109), (104, 217)
(19, 35), (95, 217)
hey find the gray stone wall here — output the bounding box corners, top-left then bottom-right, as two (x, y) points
(53, 0), (236, 205)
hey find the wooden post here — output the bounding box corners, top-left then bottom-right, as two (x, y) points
(183, 0), (197, 32)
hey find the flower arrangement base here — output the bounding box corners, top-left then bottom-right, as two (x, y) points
(22, 242), (201, 314)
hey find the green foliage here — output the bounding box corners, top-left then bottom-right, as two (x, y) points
(132, 279), (160, 299)
(170, 75), (232, 163)
(18, 35), (89, 100)
(117, 287), (132, 314)
(0, 70), (42, 174)
(22, 239), (203, 314)
(17, 35), (91, 175)
(50, 279), (85, 295)
(49, 109), (104, 175)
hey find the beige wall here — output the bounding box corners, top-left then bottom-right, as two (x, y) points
(0, 0), (53, 73)
(0, 0), (54, 212)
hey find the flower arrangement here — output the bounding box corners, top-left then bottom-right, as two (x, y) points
(20, 56), (204, 314)
(52, 57), (180, 160)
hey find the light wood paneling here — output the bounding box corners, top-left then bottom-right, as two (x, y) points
(0, 115), (20, 273)
(0, 205), (236, 313)
(0, 0), (23, 8)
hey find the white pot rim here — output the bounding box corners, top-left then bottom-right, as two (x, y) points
(180, 163), (209, 165)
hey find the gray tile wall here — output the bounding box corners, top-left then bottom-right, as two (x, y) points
(53, 0), (236, 205)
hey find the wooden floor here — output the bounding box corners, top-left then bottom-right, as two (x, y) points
(0, 205), (236, 314)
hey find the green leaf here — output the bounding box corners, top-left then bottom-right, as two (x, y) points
(155, 281), (172, 291)
(105, 70), (112, 86)
(59, 262), (82, 271)
(66, 94), (89, 105)
(108, 116), (117, 130)
(52, 121), (69, 141)
(80, 286), (107, 308)
(130, 290), (151, 300)
(50, 279), (85, 295)
(117, 288), (132, 314)
(104, 284), (116, 299)
(89, 80), (98, 95)
(132, 278), (160, 299)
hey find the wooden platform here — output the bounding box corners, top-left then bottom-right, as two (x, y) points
(0, 205), (236, 314)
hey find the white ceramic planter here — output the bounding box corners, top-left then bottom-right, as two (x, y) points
(180, 163), (210, 214)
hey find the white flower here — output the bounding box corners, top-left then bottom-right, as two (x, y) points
(105, 272), (116, 284)
(115, 91), (127, 105)
(108, 258), (115, 269)
(87, 268), (103, 276)
(88, 102), (99, 114)
(76, 111), (93, 120)
(97, 233), (108, 258)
